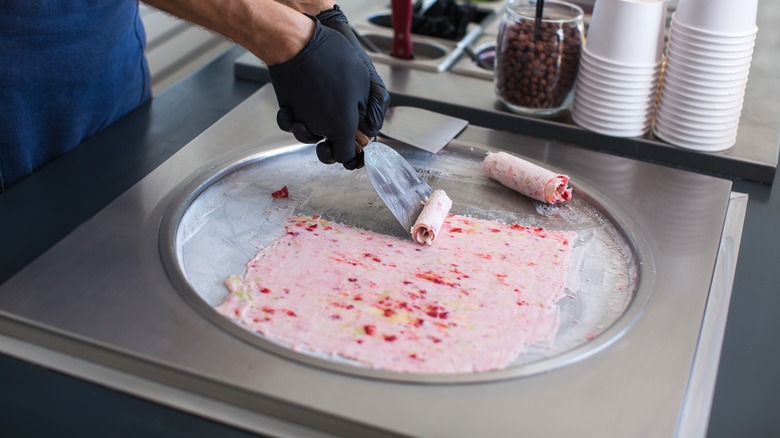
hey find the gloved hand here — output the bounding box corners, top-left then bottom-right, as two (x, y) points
(275, 7), (391, 170)
(316, 5), (391, 139)
(269, 19), (370, 169)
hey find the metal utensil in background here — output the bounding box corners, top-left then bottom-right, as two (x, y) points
(357, 131), (433, 233)
(463, 45), (495, 71)
(379, 106), (468, 154)
(391, 0), (415, 59)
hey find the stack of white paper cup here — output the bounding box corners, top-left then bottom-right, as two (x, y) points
(653, 0), (758, 151)
(571, 0), (666, 137)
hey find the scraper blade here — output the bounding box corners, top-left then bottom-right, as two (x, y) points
(363, 141), (433, 233)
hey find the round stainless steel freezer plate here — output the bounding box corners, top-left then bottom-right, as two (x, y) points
(159, 141), (654, 384)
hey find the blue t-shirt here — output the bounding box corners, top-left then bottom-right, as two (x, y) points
(0, 1), (151, 192)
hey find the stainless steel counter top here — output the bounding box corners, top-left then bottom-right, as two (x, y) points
(235, 0), (780, 183)
(0, 85), (745, 437)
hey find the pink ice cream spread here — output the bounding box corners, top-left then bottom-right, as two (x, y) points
(216, 214), (577, 374)
(411, 189), (453, 245)
(482, 152), (573, 204)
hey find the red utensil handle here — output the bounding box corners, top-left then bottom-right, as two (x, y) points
(391, 0), (414, 59)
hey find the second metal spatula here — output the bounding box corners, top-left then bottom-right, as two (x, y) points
(378, 106), (468, 154)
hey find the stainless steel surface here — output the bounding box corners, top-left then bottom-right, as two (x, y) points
(363, 141), (433, 234)
(160, 132), (649, 383)
(676, 192), (748, 438)
(379, 106), (469, 153)
(0, 84), (739, 437)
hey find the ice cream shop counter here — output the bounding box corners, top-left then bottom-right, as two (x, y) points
(1, 3), (779, 438)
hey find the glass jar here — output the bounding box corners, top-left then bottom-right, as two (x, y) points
(494, 0), (584, 116)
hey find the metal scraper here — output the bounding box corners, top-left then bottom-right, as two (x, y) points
(357, 131), (433, 233)
(378, 106), (468, 154)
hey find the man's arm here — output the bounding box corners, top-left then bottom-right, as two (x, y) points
(140, 0), (330, 65)
(141, 0), (389, 169)
(273, 0), (335, 16)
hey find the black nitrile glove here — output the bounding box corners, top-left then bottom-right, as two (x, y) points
(316, 5), (391, 139)
(269, 19), (370, 168)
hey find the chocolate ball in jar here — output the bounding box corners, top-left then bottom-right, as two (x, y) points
(495, 0), (584, 116)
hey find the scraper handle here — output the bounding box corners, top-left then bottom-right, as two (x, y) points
(316, 131), (371, 164)
(355, 130), (373, 152)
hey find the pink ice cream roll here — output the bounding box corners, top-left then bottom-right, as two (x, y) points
(410, 189), (453, 245)
(482, 152), (573, 204)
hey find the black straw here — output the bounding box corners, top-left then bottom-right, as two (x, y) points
(534, 0), (545, 39)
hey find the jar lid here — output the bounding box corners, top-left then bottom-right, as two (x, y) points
(505, 0), (584, 22)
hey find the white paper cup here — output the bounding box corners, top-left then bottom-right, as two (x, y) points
(574, 112), (652, 131)
(669, 28), (757, 53)
(575, 82), (657, 105)
(574, 95), (656, 117)
(657, 89), (744, 112)
(653, 117), (739, 148)
(578, 75), (660, 97)
(661, 82), (745, 105)
(577, 107), (653, 123)
(580, 46), (663, 73)
(573, 111), (651, 137)
(663, 60), (752, 84)
(666, 45), (753, 68)
(655, 110), (739, 134)
(662, 109), (741, 129)
(662, 73), (748, 96)
(653, 126), (737, 152)
(580, 58), (661, 85)
(655, 107), (741, 131)
(576, 74), (660, 96)
(668, 40), (754, 62)
(662, 70), (749, 92)
(579, 63), (661, 87)
(674, 0), (758, 36)
(670, 15), (758, 42)
(654, 98), (743, 150)
(654, 118), (739, 143)
(669, 27), (756, 51)
(573, 96), (655, 120)
(575, 87), (657, 107)
(655, 118), (738, 139)
(665, 61), (752, 77)
(658, 90), (744, 117)
(585, 0), (667, 66)
(665, 51), (754, 75)
(662, 73), (750, 93)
